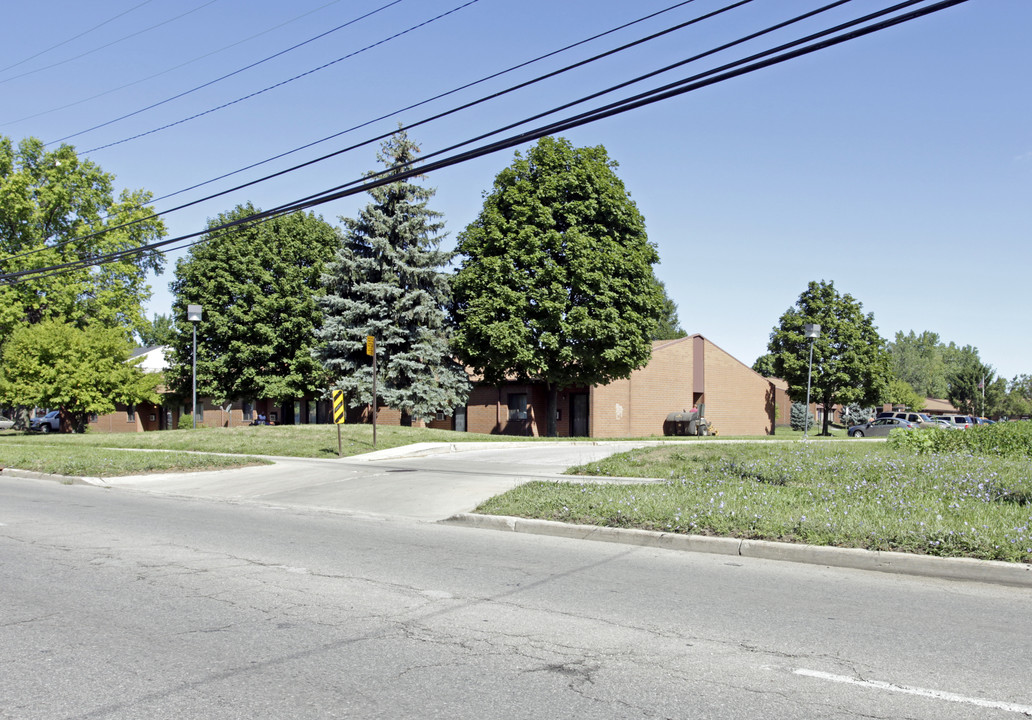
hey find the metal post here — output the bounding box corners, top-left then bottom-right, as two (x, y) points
(804, 339), (814, 438)
(803, 324), (820, 438)
(192, 323), (197, 429)
(187, 305), (202, 430)
(372, 349), (378, 448)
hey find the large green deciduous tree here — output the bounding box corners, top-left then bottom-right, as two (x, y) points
(887, 330), (949, 399)
(944, 346), (996, 417)
(767, 280), (891, 435)
(0, 320), (159, 431)
(452, 136), (663, 436)
(0, 136), (166, 340)
(138, 313), (173, 346)
(313, 130), (470, 423)
(168, 206), (339, 408)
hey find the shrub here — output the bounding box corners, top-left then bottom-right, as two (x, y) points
(888, 420), (1032, 459)
(790, 402), (814, 432)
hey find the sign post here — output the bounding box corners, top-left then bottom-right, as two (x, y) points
(332, 389), (345, 457)
(366, 335), (377, 448)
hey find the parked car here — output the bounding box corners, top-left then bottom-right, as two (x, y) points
(849, 417), (918, 438)
(29, 410), (61, 433)
(973, 417), (996, 425)
(0, 415), (15, 430)
(876, 411), (938, 428)
(936, 414), (975, 430)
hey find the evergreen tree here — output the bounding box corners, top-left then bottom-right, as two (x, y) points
(313, 129), (469, 423)
(790, 402), (814, 432)
(653, 278), (687, 340)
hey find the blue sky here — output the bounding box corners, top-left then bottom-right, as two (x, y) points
(3, 0), (1029, 381)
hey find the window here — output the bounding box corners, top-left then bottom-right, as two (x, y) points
(508, 394), (528, 421)
(243, 401), (253, 420)
(435, 411), (446, 422)
(127, 404), (136, 422)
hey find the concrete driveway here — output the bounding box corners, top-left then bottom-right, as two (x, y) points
(99, 441), (663, 521)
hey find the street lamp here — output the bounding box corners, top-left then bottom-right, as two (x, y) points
(187, 305), (202, 429)
(803, 323), (820, 438)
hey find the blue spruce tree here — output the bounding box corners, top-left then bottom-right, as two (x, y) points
(313, 129), (470, 424)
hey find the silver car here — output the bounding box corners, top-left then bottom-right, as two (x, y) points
(0, 415), (14, 430)
(848, 417), (917, 438)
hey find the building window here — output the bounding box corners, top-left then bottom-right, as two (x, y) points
(90, 412), (98, 423)
(127, 404), (136, 422)
(435, 411), (446, 422)
(508, 394), (528, 421)
(243, 401), (253, 420)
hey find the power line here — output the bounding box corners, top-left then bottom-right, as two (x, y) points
(0, 0), (157, 75)
(1, 0), (971, 286)
(143, 0), (707, 207)
(1, 0), (346, 128)
(0, 0), (221, 86)
(77, 0), (484, 154)
(1, 0), (723, 267)
(45, 0), (408, 145)
(13, 0), (752, 264)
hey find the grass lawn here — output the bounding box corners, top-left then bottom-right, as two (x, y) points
(0, 443), (270, 478)
(0, 423), (544, 462)
(475, 441), (1032, 563)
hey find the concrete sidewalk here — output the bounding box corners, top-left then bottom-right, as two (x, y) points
(4, 441), (1030, 588)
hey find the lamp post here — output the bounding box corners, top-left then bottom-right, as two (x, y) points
(803, 323), (820, 438)
(187, 305), (202, 429)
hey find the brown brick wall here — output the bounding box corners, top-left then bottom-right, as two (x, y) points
(591, 338), (695, 438)
(590, 336), (774, 438)
(701, 342), (774, 436)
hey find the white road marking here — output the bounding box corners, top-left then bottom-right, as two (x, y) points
(794, 669), (1032, 716)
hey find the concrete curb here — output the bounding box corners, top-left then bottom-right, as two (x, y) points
(442, 514), (1032, 588)
(0, 468), (104, 486)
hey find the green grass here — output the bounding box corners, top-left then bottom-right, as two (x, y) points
(0, 423), (546, 460)
(475, 441), (1032, 563)
(0, 443), (270, 478)
(0, 423), (770, 460)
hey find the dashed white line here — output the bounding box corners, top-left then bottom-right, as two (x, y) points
(794, 669), (1032, 715)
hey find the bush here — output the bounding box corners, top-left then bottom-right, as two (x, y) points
(790, 402), (815, 432)
(888, 420), (1032, 459)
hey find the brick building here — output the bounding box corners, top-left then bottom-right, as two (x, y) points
(426, 335), (776, 437)
(91, 335), (777, 437)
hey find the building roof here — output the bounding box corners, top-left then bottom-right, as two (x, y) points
(922, 397), (959, 414)
(130, 346), (168, 372)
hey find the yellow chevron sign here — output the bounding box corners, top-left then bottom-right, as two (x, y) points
(332, 390), (345, 424)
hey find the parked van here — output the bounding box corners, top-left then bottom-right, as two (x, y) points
(876, 411), (937, 428)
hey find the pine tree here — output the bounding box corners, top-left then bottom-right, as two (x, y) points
(313, 129), (469, 423)
(790, 402), (814, 432)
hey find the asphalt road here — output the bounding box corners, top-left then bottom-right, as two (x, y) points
(2, 476), (1030, 720)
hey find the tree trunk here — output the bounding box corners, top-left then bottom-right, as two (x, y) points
(822, 400), (832, 436)
(400, 410), (412, 427)
(546, 384), (558, 437)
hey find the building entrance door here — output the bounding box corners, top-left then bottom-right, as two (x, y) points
(571, 393), (589, 437)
